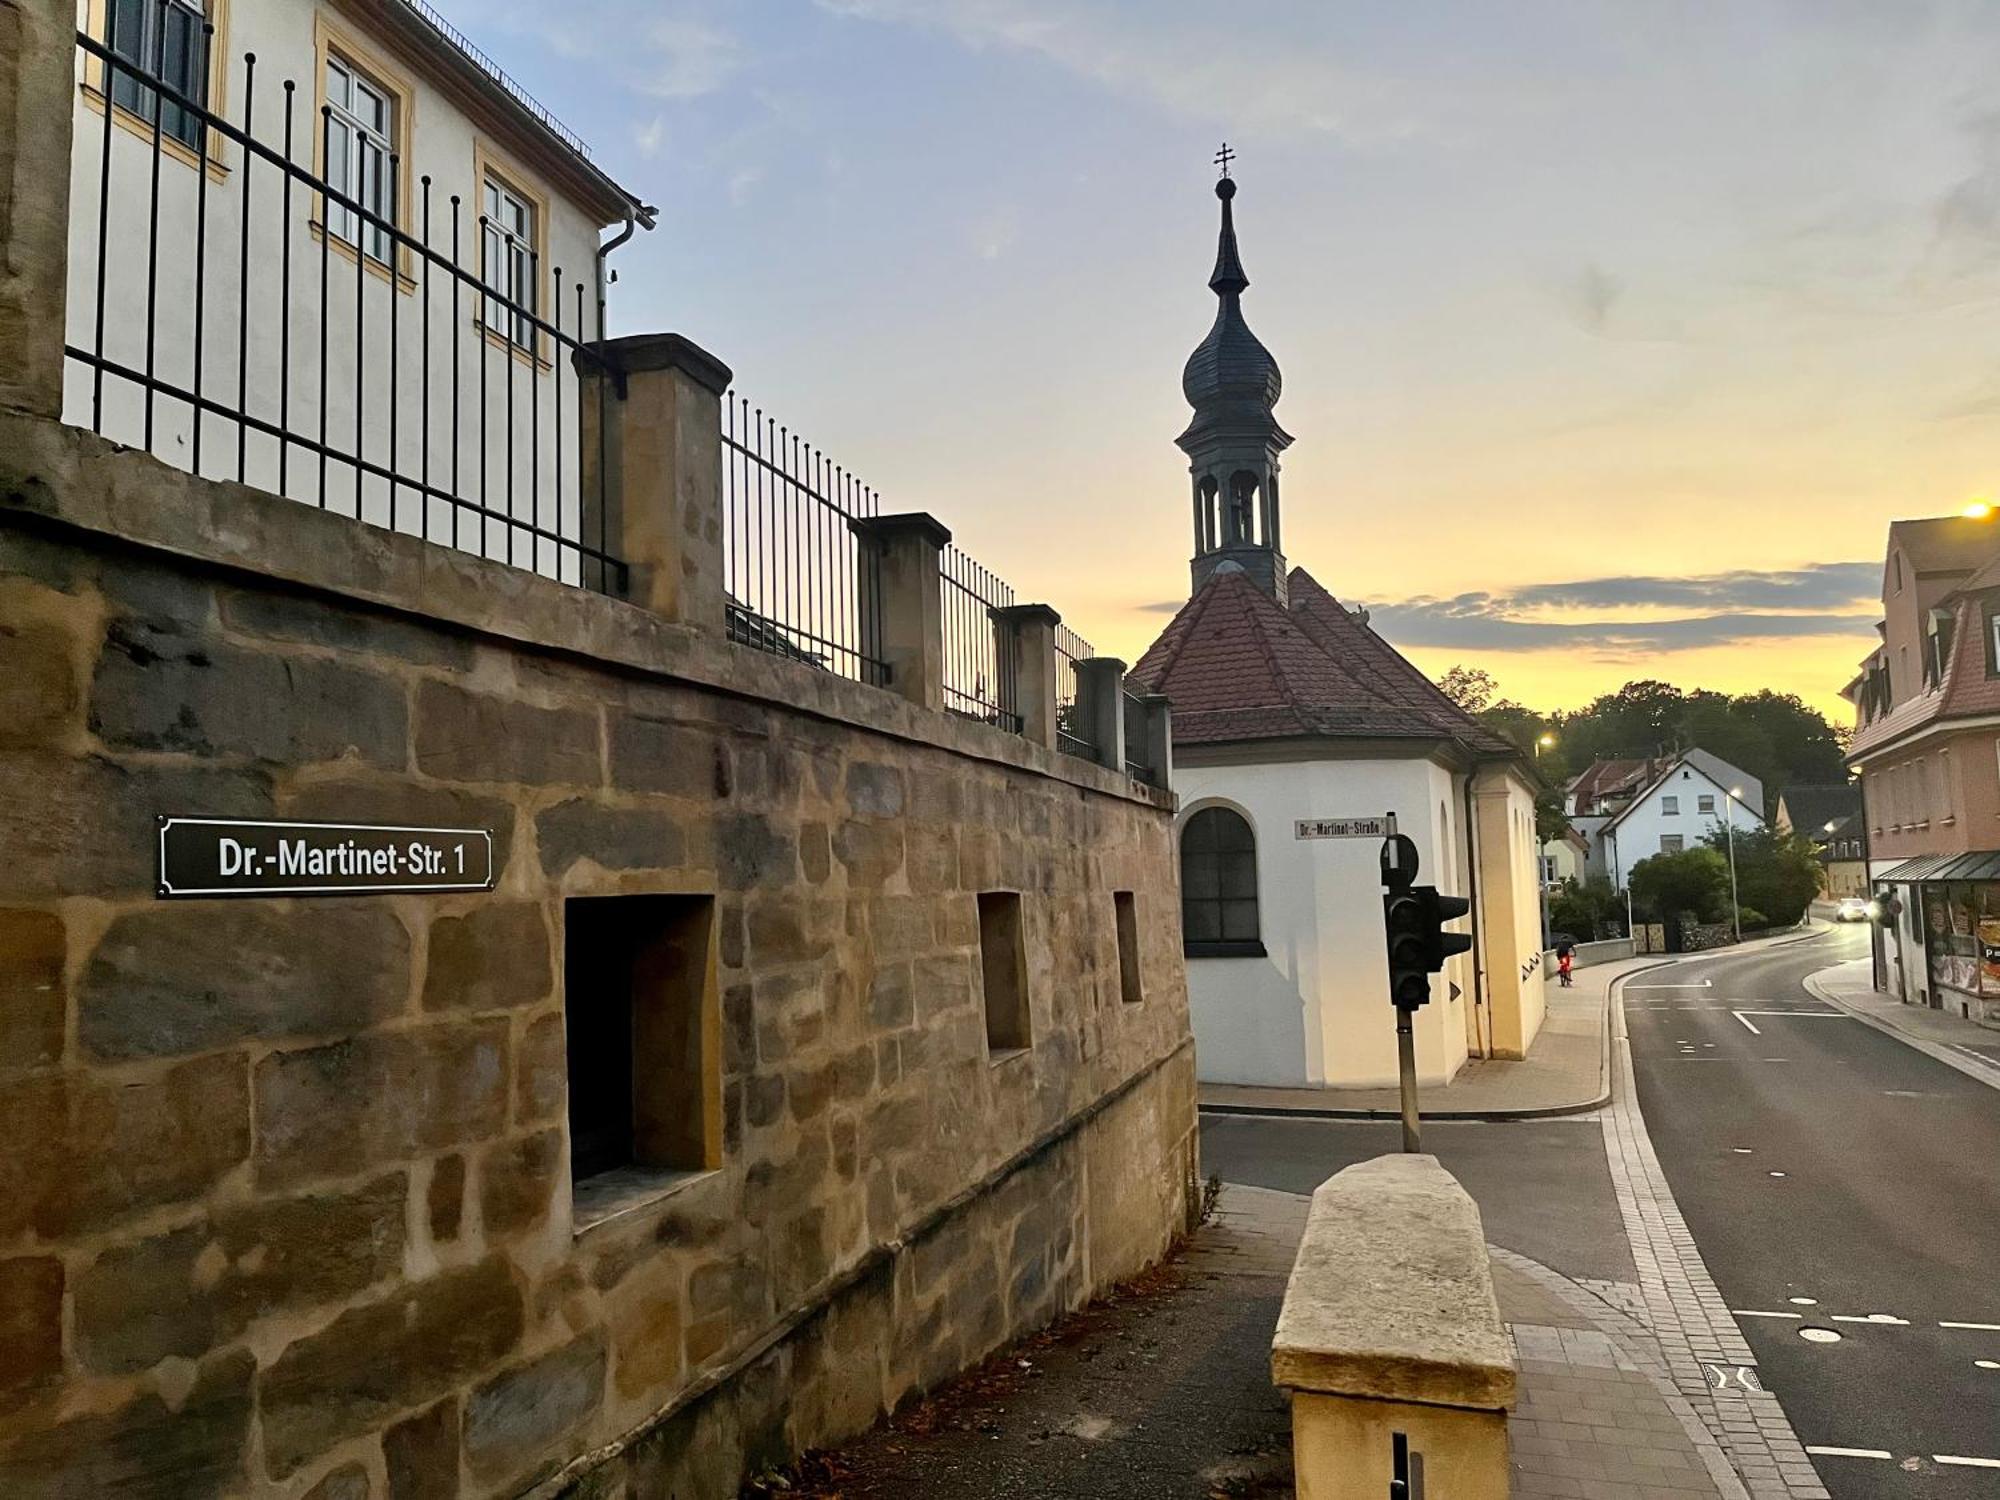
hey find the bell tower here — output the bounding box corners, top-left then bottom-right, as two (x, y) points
(1179, 148), (1292, 604)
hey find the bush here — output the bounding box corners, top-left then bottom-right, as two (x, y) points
(1702, 828), (1822, 928)
(1630, 847), (1731, 923)
(1550, 876), (1625, 940)
(1736, 907), (1768, 931)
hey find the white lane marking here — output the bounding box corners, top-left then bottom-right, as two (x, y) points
(1800, 1327), (1843, 1342)
(1976, 1360), (2000, 1370)
(1789, 1297), (1818, 1305)
(1937, 1455), (2000, 1469)
(1831, 1314), (1910, 1325)
(1629, 981), (1713, 989)
(1732, 1147), (1753, 1154)
(1941, 1321), (2000, 1331)
(1805, 1447), (1891, 1460)
(1733, 1309), (1803, 1319)
(1731, 1009), (1849, 1019)
(1733, 1012), (1763, 1035)
(1769, 1171), (1787, 1177)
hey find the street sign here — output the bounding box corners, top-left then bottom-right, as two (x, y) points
(1296, 814), (1397, 840)
(157, 817), (495, 898)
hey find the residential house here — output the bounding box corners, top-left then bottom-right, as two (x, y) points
(67, 0), (650, 584)
(1565, 750), (1765, 888)
(1775, 782), (1866, 900)
(1127, 173), (1547, 1092)
(1844, 515), (2000, 1022)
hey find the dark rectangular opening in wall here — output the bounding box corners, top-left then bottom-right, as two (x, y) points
(563, 894), (718, 1193)
(978, 891), (1030, 1053)
(1114, 891), (1142, 1004)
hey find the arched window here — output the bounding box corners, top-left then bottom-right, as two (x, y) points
(1182, 806), (1262, 956)
(1228, 471), (1259, 544)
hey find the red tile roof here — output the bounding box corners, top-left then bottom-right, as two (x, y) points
(1128, 568), (1520, 757)
(1566, 758), (1667, 814)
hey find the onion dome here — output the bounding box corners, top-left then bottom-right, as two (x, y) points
(1180, 177), (1283, 423)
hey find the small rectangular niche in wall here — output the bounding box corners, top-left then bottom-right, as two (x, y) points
(977, 891), (1031, 1054)
(1114, 891), (1143, 1005)
(563, 894), (720, 1214)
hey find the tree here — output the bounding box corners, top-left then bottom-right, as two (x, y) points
(1702, 826), (1823, 927)
(1438, 666), (1498, 714)
(1629, 847), (1731, 922)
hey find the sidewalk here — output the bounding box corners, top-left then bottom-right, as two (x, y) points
(1804, 956), (2000, 1088)
(747, 1186), (1744, 1499)
(1200, 924), (1832, 1121)
(1199, 957), (1645, 1119)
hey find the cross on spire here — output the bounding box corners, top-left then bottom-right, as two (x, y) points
(1214, 142), (1235, 179)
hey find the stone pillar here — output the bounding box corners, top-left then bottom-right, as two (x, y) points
(1137, 692), (1173, 789)
(0, 0), (76, 419)
(992, 603), (1061, 751)
(576, 333), (732, 632)
(851, 512), (951, 711)
(1074, 657), (1127, 774)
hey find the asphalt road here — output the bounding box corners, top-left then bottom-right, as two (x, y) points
(1199, 1115), (1635, 1284)
(1627, 923), (2000, 1496)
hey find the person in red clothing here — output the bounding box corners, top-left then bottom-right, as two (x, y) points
(1556, 940), (1575, 987)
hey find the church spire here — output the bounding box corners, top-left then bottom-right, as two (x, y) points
(1177, 150), (1293, 605)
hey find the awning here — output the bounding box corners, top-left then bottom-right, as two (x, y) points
(1876, 851), (2000, 882)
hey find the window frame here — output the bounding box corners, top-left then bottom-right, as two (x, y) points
(1181, 805), (1264, 959)
(1660, 795), (1679, 816)
(472, 140), (554, 365)
(1659, 834), (1684, 854)
(80, 0), (232, 178)
(1697, 794), (1715, 815)
(310, 16), (416, 292)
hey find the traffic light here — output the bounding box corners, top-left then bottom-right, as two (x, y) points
(1423, 888), (1473, 969)
(1383, 885), (1432, 1011)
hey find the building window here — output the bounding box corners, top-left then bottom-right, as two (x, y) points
(563, 895), (720, 1206)
(106, 0), (209, 151)
(482, 174), (538, 346)
(1987, 610), (2000, 678)
(325, 55), (396, 262)
(1113, 891), (1143, 1005)
(1181, 806), (1261, 957)
(977, 892), (1030, 1053)
(1541, 854), (1558, 884)
(1698, 794), (1715, 814)
(1660, 835), (1684, 854)
(1661, 795), (1679, 816)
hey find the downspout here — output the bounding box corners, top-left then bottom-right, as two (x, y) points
(1463, 768), (1493, 1060)
(593, 204), (656, 345)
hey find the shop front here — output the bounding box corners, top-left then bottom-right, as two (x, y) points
(1882, 851), (2000, 1027)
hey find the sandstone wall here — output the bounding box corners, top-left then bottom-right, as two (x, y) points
(0, 420), (1197, 1499)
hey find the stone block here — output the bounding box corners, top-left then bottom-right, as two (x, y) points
(260, 1259), (525, 1479)
(515, 1012), (566, 1123)
(866, 964), (914, 1031)
(429, 1155), (466, 1243)
(799, 822), (830, 884)
(303, 1461), (372, 1500)
(716, 811), (795, 889)
(608, 713), (728, 799)
(255, 1025), (508, 1190)
(220, 586), (474, 671)
(44, 1052), (252, 1238)
(91, 626), (407, 768)
(384, 1396), (461, 1500)
(845, 761), (905, 818)
(833, 818), (904, 884)
(0, 907), (64, 1070)
(0, 752), (272, 899)
(463, 1331), (607, 1485)
(0, 1256), (63, 1403)
(0, 619), (79, 747)
(745, 899), (838, 967)
(422, 904), (551, 1015)
(413, 682), (598, 787)
(81, 903), (410, 1062)
(870, 896), (933, 958)
(0, 1348), (253, 1499)
(479, 1129), (563, 1237)
(743, 1074), (785, 1130)
(73, 1172), (407, 1375)
(536, 798), (685, 876)
(610, 1280), (682, 1400)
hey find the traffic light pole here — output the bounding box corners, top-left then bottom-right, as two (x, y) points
(1395, 1006), (1421, 1153)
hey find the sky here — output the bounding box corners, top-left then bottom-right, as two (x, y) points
(437, 0), (2000, 722)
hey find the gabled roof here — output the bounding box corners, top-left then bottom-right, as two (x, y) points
(1848, 563), (2000, 761)
(1128, 567), (1519, 759)
(1890, 516), (2000, 577)
(1567, 758), (1665, 814)
(1598, 753), (1764, 838)
(1779, 781), (1862, 837)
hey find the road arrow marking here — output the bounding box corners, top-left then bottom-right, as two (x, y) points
(1806, 1447), (1890, 1460)
(1733, 1012), (1762, 1034)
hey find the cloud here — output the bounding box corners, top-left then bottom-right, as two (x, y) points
(1359, 563), (1880, 656)
(475, 1), (741, 101)
(634, 115), (667, 159)
(634, 15), (741, 101)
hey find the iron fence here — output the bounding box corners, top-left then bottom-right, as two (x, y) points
(65, 7), (623, 592)
(941, 546), (1021, 732)
(720, 396), (886, 685)
(1055, 624), (1095, 759)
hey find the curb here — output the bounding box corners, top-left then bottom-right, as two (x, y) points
(1197, 1093), (1611, 1123)
(1802, 965), (2000, 1094)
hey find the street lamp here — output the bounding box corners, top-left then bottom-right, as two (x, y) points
(1535, 734), (1557, 946)
(1725, 786), (1744, 943)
